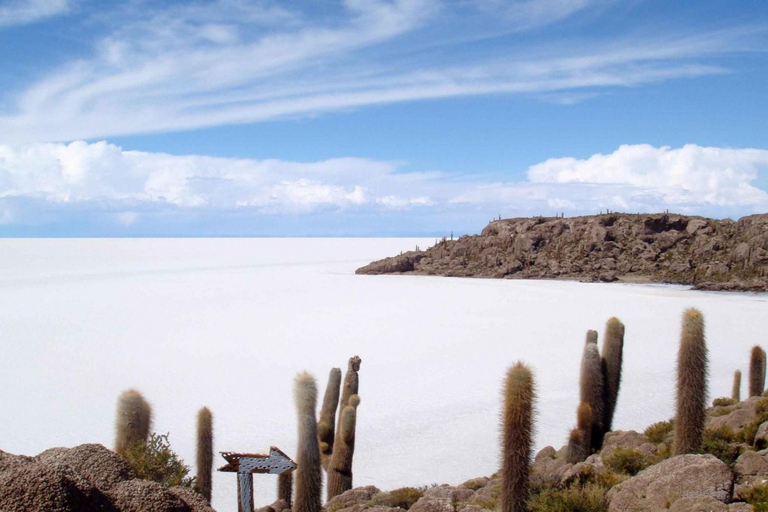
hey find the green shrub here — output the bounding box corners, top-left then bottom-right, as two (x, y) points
(699, 426), (743, 464)
(644, 421), (674, 444)
(370, 488), (424, 510)
(742, 483), (768, 512)
(603, 448), (651, 476)
(735, 398), (768, 446)
(122, 432), (194, 488)
(528, 483), (608, 512)
(712, 397), (738, 407)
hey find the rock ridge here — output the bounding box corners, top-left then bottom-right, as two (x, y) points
(356, 213), (768, 291)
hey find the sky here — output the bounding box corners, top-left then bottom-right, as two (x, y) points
(0, 0), (767, 236)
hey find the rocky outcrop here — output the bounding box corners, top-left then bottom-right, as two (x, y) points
(357, 213), (768, 292)
(0, 444), (214, 512)
(606, 454), (733, 512)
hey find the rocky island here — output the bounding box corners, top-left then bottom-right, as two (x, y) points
(356, 213), (768, 292)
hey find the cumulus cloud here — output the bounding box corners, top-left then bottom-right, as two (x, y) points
(0, 141), (766, 234)
(0, 0), (69, 27)
(528, 144), (768, 206)
(0, 0), (759, 143)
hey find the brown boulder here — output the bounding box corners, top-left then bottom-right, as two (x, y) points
(668, 496), (727, 512)
(707, 397), (763, 432)
(108, 479), (190, 512)
(35, 444), (133, 492)
(606, 454), (734, 512)
(732, 449), (768, 500)
(325, 486), (382, 508)
(0, 460), (115, 512)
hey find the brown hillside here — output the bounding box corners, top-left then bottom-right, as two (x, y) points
(356, 213), (768, 291)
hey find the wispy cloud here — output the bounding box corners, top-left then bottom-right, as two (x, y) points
(0, 0), (70, 28)
(0, 0), (760, 143)
(0, 141), (765, 234)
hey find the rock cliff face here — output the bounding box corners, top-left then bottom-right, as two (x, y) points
(356, 213), (768, 291)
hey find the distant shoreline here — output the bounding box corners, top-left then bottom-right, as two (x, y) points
(356, 213), (768, 293)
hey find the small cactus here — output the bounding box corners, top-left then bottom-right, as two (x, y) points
(294, 373), (322, 512)
(733, 370), (742, 402)
(196, 407), (214, 503)
(674, 308), (708, 455)
(500, 362), (536, 512)
(580, 331), (604, 451)
(327, 395), (360, 499)
(318, 368), (342, 470)
(278, 472), (293, 507)
(749, 346), (766, 397)
(115, 389), (152, 456)
(566, 402), (593, 464)
(601, 318), (625, 438)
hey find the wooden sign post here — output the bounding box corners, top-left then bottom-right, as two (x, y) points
(218, 447), (296, 512)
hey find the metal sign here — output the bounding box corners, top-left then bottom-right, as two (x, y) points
(219, 447), (296, 512)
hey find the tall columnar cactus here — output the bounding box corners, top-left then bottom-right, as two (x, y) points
(674, 308), (708, 455)
(500, 362), (535, 512)
(294, 373), (322, 512)
(566, 402), (593, 464)
(601, 317), (625, 437)
(278, 472), (293, 507)
(196, 407), (214, 503)
(114, 389), (152, 456)
(327, 395), (360, 499)
(318, 368), (342, 470)
(580, 330), (604, 451)
(749, 346), (766, 397)
(733, 370), (742, 402)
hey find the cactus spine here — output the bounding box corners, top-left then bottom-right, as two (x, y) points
(566, 402), (593, 464)
(580, 330), (604, 451)
(733, 370), (742, 402)
(318, 367), (342, 470)
(294, 372), (322, 512)
(749, 346), (766, 397)
(500, 362), (535, 512)
(196, 407), (213, 503)
(601, 317), (624, 438)
(674, 308), (708, 455)
(327, 395), (360, 499)
(114, 389), (152, 456)
(278, 472), (293, 507)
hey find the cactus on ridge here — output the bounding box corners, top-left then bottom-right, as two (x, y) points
(115, 389), (152, 456)
(294, 372), (322, 512)
(733, 370), (742, 402)
(674, 308), (708, 455)
(566, 402), (593, 464)
(196, 407), (214, 503)
(749, 346), (766, 397)
(318, 367), (342, 470)
(580, 330), (604, 451)
(327, 394), (360, 499)
(601, 317), (625, 438)
(500, 362), (535, 512)
(278, 472), (293, 507)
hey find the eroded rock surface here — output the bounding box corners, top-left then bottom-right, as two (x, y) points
(357, 213), (768, 292)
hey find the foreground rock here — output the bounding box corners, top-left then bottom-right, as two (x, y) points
(356, 213), (768, 292)
(606, 454), (733, 511)
(0, 444), (214, 512)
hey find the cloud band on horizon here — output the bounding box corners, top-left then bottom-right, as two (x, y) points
(0, 141), (765, 235)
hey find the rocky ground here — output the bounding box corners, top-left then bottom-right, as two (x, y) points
(356, 213), (768, 292)
(0, 443), (214, 512)
(267, 396), (767, 512)
(5, 397), (768, 510)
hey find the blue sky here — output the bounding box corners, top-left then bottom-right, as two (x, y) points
(0, 0), (767, 236)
